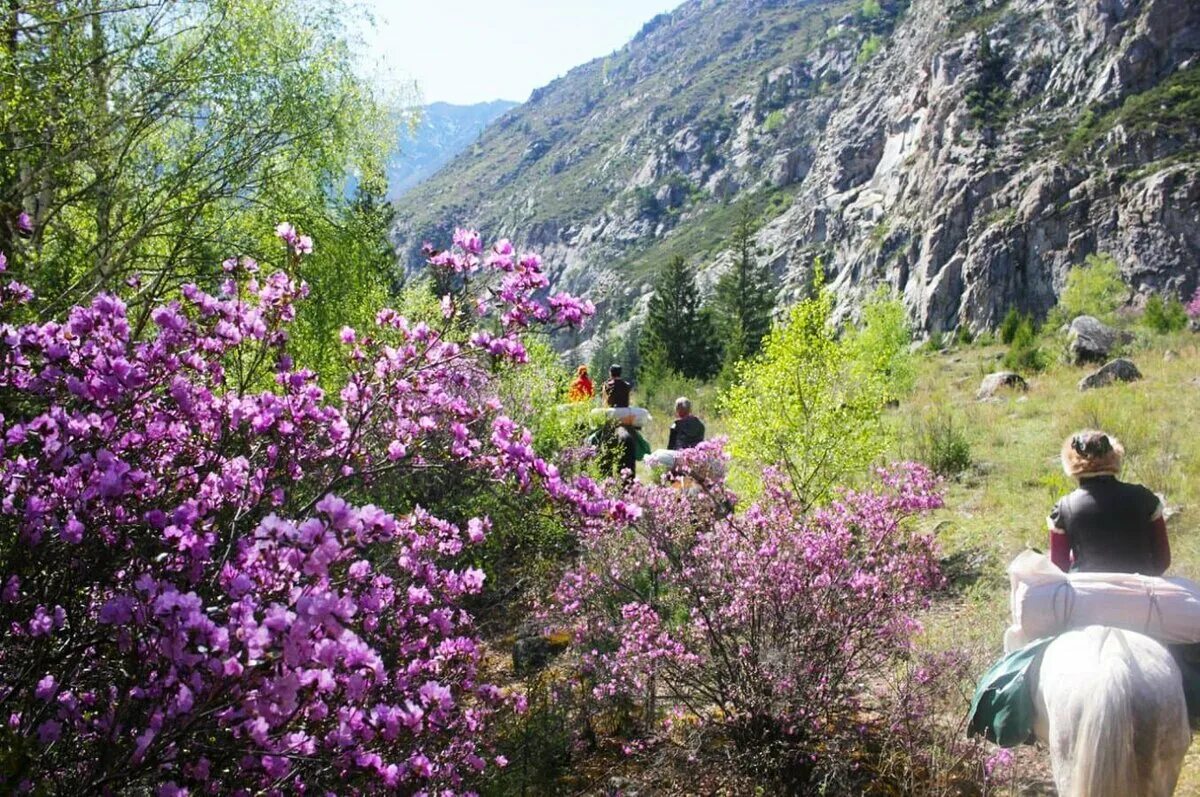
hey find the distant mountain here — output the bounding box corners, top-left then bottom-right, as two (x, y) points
(386, 101), (518, 199)
(392, 0), (1200, 343)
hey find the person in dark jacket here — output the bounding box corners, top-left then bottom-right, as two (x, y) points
(1048, 430), (1169, 576)
(667, 396), (705, 451)
(600, 364), (636, 483)
(601, 364), (632, 408)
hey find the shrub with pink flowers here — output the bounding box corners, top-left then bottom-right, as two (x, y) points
(551, 441), (946, 785)
(1186, 286), (1200, 323)
(0, 229), (615, 793)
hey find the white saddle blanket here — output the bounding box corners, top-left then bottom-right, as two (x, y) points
(591, 406), (652, 427)
(1005, 549), (1200, 652)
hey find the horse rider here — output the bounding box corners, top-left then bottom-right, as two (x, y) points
(601, 364), (636, 484)
(1048, 430), (1169, 576)
(667, 396), (705, 451)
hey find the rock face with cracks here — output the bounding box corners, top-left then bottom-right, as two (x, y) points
(392, 0), (1200, 349)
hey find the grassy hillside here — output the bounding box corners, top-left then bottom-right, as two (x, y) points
(900, 332), (1200, 792)
(603, 327), (1200, 793)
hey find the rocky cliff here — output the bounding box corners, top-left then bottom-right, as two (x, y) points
(391, 0), (1200, 338)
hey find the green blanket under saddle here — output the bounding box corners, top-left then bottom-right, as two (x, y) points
(968, 638), (1200, 748)
(585, 424), (652, 461)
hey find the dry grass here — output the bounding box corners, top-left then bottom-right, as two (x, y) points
(894, 332), (1200, 793)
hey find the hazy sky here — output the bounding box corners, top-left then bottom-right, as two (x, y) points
(359, 0), (682, 105)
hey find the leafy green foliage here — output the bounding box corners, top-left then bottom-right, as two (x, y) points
(1049, 253), (1128, 325)
(857, 35), (885, 65)
(0, 0), (399, 359)
(965, 32), (1009, 127)
(721, 271), (899, 505)
(844, 289), (916, 401)
(1002, 316), (1049, 373)
(861, 0), (884, 19)
(1143, 294), (1189, 334)
(640, 255), (722, 380)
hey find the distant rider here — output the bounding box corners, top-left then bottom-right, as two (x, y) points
(566, 365), (594, 402)
(601, 364), (636, 484)
(667, 396), (705, 451)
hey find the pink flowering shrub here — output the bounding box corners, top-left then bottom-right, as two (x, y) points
(551, 441), (945, 783)
(0, 230), (613, 793)
(1187, 286), (1200, 322)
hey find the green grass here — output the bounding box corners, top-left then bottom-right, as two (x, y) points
(1064, 64), (1200, 161)
(893, 334), (1200, 791)
(949, 0), (1012, 37)
(619, 185), (801, 279)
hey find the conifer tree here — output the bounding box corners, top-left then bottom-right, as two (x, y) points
(640, 255), (722, 380)
(714, 203), (776, 368)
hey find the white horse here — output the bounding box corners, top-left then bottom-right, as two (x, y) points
(1033, 625), (1192, 796)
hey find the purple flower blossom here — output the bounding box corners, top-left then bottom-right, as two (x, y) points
(16, 212), (33, 236)
(1187, 286), (1200, 321)
(0, 227), (604, 792)
(273, 221), (297, 244)
(550, 443), (944, 758)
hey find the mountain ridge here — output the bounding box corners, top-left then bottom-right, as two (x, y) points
(391, 0), (1200, 345)
(386, 100), (518, 200)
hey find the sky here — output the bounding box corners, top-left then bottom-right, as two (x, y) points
(359, 0), (683, 106)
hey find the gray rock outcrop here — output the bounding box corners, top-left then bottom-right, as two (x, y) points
(977, 371), (1029, 400)
(1078, 358), (1143, 390)
(1067, 316), (1133, 365)
(391, 0), (1200, 351)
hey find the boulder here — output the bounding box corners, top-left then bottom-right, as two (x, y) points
(1067, 316), (1132, 365)
(1078, 358), (1142, 390)
(512, 632), (569, 676)
(977, 371), (1028, 400)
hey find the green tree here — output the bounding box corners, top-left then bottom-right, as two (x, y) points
(713, 202), (775, 370)
(293, 168), (398, 384)
(965, 31), (1009, 127)
(844, 288), (914, 401)
(0, 0), (402, 349)
(720, 271), (894, 506)
(640, 255), (721, 380)
(1142, 294), (1189, 334)
(1049, 253), (1128, 326)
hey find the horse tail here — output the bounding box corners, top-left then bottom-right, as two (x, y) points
(1069, 630), (1138, 797)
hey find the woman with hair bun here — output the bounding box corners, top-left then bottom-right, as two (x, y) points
(1048, 430), (1169, 575)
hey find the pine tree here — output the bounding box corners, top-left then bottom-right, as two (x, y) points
(713, 203), (776, 369)
(640, 256), (722, 380)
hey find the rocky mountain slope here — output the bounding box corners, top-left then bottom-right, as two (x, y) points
(386, 101), (517, 199)
(391, 0), (1200, 340)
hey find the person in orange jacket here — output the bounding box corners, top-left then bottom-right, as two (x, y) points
(566, 365), (594, 402)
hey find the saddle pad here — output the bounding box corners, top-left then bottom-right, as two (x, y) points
(1005, 550), (1200, 652)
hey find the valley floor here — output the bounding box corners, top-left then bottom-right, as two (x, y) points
(904, 332), (1200, 795)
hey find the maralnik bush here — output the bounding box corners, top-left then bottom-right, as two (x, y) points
(552, 442), (946, 783)
(0, 229), (624, 794)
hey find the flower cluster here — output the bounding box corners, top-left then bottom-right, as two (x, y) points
(551, 442), (944, 767)
(1187, 286), (1200, 322)
(0, 230), (610, 793)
